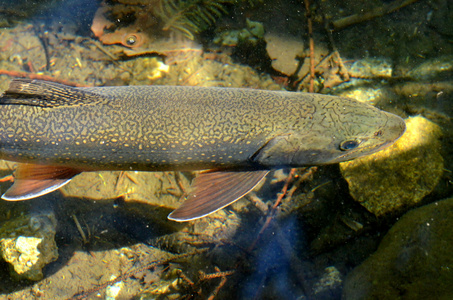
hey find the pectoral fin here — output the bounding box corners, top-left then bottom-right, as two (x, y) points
(2, 163), (80, 201)
(168, 170), (269, 222)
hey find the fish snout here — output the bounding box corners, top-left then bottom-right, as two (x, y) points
(384, 111), (406, 144)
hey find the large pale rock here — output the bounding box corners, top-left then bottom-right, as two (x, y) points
(343, 197), (453, 299)
(0, 211), (58, 281)
(265, 33), (304, 76)
(340, 116), (443, 216)
(61, 171), (190, 210)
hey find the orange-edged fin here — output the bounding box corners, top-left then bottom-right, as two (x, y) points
(2, 163), (80, 201)
(168, 170), (269, 222)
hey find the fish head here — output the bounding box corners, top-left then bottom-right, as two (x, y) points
(253, 99), (406, 167)
(318, 109), (407, 164)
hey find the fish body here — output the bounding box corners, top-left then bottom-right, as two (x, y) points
(0, 79), (406, 221)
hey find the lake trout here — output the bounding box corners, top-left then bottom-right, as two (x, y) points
(0, 79), (406, 221)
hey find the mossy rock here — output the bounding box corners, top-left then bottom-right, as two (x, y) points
(340, 116), (443, 216)
(343, 197), (453, 299)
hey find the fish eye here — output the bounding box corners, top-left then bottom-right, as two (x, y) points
(125, 35), (137, 46)
(339, 139), (361, 151)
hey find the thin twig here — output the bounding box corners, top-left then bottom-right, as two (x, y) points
(304, 0), (315, 93)
(247, 168), (296, 252)
(331, 0), (419, 30)
(72, 214), (87, 244)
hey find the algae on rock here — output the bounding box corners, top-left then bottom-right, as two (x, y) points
(343, 197), (453, 299)
(340, 116), (443, 216)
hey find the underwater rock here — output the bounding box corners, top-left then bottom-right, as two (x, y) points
(343, 197), (453, 299)
(0, 211), (58, 281)
(340, 116), (443, 216)
(346, 57), (393, 79)
(214, 19), (265, 47)
(0, 0), (52, 27)
(333, 84), (398, 106)
(62, 171), (189, 208)
(61, 171), (191, 224)
(149, 208), (241, 254)
(264, 32), (304, 76)
(407, 55), (453, 81)
(312, 266), (342, 299)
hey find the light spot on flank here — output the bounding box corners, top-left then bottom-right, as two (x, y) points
(111, 138), (118, 143)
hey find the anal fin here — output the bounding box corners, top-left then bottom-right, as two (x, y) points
(2, 163), (80, 201)
(168, 170), (269, 222)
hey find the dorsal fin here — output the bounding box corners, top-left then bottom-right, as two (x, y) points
(0, 79), (110, 107)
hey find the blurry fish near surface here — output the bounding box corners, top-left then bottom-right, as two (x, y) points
(90, 0), (208, 63)
(0, 79), (405, 221)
